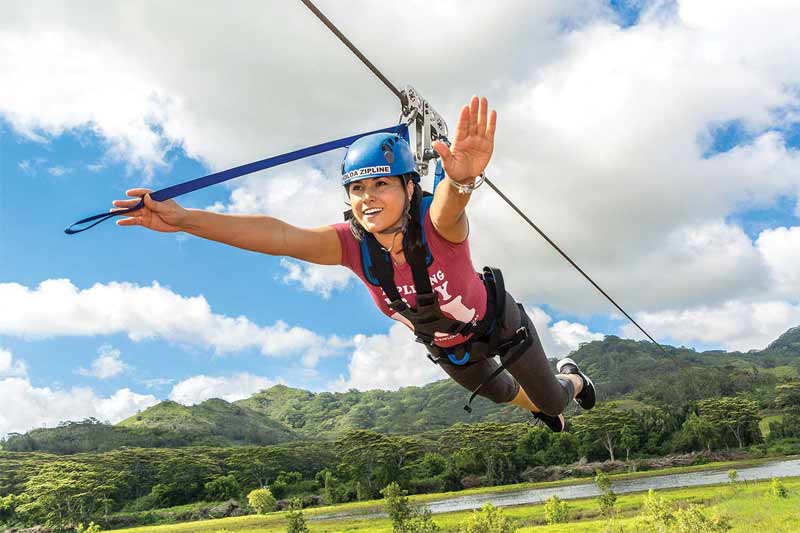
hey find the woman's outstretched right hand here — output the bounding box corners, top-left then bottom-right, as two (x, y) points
(112, 188), (188, 233)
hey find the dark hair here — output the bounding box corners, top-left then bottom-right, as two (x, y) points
(347, 174), (421, 242)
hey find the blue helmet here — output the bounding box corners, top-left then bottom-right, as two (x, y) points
(342, 132), (420, 187)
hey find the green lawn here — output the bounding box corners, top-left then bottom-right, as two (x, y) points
(115, 475), (800, 532)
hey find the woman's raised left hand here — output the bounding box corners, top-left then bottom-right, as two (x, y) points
(432, 95), (497, 184)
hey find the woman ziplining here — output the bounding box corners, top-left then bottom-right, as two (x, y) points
(110, 95), (596, 432)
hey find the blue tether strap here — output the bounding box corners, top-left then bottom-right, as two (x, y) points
(65, 123), (408, 234)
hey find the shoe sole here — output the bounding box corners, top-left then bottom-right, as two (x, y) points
(531, 411), (565, 432)
(556, 357), (596, 410)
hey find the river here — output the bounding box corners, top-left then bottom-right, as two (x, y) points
(312, 457), (800, 521)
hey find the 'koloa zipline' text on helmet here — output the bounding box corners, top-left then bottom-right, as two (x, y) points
(341, 132), (420, 187)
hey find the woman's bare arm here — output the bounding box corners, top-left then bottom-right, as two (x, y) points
(181, 210), (342, 265)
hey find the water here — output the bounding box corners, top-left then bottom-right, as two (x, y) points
(312, 457), (800, 521)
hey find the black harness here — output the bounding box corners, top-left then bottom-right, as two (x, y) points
(351, 192), (532, 413)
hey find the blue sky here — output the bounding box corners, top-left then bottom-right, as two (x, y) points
(2, 0), (799, 436)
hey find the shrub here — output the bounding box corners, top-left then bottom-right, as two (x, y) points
(543, 495), (568, 524)
(672, 506), (732, 532)
(406, 506), (440, 533)
(460, 503), (516, 533)
(285, 498), (308, 533)
(381, 482), (440, 533)
(634, 490), (731, 533)
(771, 477), (788, 498)
(76, 522), (102, 533)
(595, 471), (617, 518)
(634, 489), (674, 531)
(381, 482), (414, 529)
(247, 487), (276, 514)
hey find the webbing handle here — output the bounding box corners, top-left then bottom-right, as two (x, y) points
(65, 123), (408, 234)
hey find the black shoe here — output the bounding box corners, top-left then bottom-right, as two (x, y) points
(556, 357), (596, 410)
(530, 411), (565, 432)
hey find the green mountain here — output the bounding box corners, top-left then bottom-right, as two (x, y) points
(4, 327), (799, 454)
(764, 325), (800, 356)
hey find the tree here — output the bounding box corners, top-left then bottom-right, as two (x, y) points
(247, 488), (276, 514)
(15, 460), (123, 528)
(774, 382), (800, 410)
(680, 412), (720, 452)
(336, 430), (426, 499)
(439, 423), (526, 484)
(696, 397), (761, 449)
(572, 403), (629, 461)
(205, 474), (241, 501)
(315, 469), (349, 505)
(270, 471), (303, 500)
(619, 424), (641, 463)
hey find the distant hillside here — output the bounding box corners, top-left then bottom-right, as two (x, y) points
(4, 326), (798, 454)
(764, 326), (800, 356)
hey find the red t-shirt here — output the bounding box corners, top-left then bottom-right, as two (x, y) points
(332, 211), (488, 348)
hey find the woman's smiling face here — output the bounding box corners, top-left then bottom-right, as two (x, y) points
(347, 176), (413, 234)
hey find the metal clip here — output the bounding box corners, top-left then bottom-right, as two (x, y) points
(400, 85), (449, 177)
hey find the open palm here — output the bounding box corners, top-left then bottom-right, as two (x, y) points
(433, 95), (497, 183)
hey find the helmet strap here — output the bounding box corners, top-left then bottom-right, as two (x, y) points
(376, 176), (413, 238)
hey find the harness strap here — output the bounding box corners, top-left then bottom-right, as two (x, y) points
(462, 310), (533, 413)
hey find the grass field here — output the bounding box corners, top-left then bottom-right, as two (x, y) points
(115, 474), (800, 532)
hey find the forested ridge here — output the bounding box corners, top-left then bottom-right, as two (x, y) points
(4, 326), (800, 454)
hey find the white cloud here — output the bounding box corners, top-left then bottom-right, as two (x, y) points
(2, 0), (800, 353)
(141, 377), (174, 389)
(279, 258), (354, 299)
(0, 347), (27, 378)
(169, 372), (280, 405)
(328, 323), (446, 392)
(622, 300), (800, 352)
(47, 166), (71, 177)
(464, 1), (800, 314)
(205, 166), (347, 228)
(78, 344), (127, 379)
(0, 279), (352, 362)
(0, 0), (597, 189)
(756, 226), (800, 299)
(0, 28), (174, 178)
(0, 377), (158, 437)
(527, 307), (605, 358)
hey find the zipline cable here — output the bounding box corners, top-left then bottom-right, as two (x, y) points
(300, 0), (669, 354)
(484, 178), (667, 353)
(298, 0), (406, 106)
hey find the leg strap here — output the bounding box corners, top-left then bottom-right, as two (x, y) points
(462, 309), (533, 413)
